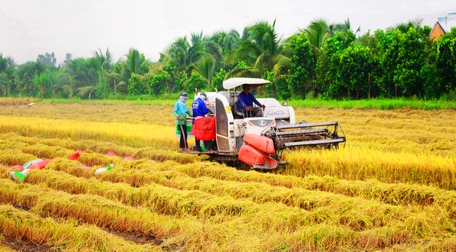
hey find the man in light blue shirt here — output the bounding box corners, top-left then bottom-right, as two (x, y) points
(173, 92), (192, 151)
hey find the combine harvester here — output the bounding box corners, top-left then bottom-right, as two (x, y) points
(185, 77), (346, 170)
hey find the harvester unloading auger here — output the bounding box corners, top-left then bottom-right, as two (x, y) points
(183, 78), (346, 170)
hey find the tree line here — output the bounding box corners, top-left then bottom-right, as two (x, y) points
(1, 18), (455, 101)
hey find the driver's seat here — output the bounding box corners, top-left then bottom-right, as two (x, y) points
(232, 99), (244, 119)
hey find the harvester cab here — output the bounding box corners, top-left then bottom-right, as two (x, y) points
(189, 78), (346, 170)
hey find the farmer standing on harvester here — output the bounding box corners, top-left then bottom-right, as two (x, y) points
(192, 92), (212, 152)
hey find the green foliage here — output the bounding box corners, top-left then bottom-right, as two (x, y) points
(63, 58), (99, 98)
(0, 20), (455, 103)
(303, 19), (331, 50)
(420, 62), (438, 99)
(210, 68), (226, 91)
(376, 28), (397, 97)
(33, 69), (59, 98)
(393, 28), (426, 97)
(193, 55), (216, 88)
(287, 32), (315, 99)
(15, 61), (46, 97)
(429, 27), (456, 99)
(95, 68), (109, 99)
(316, 31), (355, 98)
(228, 19), (289, 99)
(442, 88), (456, 101)
(149, 70), (170, 95)
(376, 27), (428, 98)
(337, 45), (375, 99)
(274, 76), (291, 100)
(0, 54), (16, 96)
(185, 72), (206, 93)
(287, 98), (456, 110)
(127, 72), (148, 95)
(36, 52), (57, 68)
(305, 90), (316, 100)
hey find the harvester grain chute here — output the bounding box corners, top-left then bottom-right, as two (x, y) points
(182, 78), (346, 170)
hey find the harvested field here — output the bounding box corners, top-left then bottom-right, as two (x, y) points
(0, 99), (455, 251)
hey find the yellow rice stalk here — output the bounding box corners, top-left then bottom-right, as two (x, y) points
(422, 238), (456, 251)
(14, 165), (455, 240)
(0, 205), (157, 251)
(0, 245), (15, 252)
(2, 102), (456, 251)
(0, 97), (34, 106)
(0, 179), (178, 238)
(0, 148), (39, 167)
(0, 115), (176, 150)
(284, 146), (456, 190)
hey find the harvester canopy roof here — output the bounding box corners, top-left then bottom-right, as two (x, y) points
(223, 78), (270, 90)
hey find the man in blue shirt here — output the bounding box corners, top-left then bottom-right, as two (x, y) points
(237, 84), (266, 117)
(192, 92), (212, 152)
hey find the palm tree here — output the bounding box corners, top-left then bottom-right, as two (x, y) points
(335, 18), (361, 35)
(193, 55), (216, 88)
(211, 29), (240, 52)
(0, 54), (15, 72)
(51, 70), (72, 98)
(203, 34), (224, 70)
(395, 19), (423, 33)
(167, 33), (207, 75)
(113, 49), (148, 84)
(112, 48), (149, 95)
(227, 19), (289, 97)
(302, 19), (333, 51)
(167, 37), (190, 73)
(187, 32), (207, 74)
(64, 58), (98, 98)
(93, 48), (113, 98)
(16, 61), (46, 97)
(0, 55), (16, 96)
(125, 48), (148, 75)
(109, 63), (127, 94)
(210, 29), (241, 64)
(94, 48), (113, 70)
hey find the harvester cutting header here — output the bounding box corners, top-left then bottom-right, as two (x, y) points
(183, 77), (346, 170)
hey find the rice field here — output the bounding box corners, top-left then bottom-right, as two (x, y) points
(0, 98), (455, 251)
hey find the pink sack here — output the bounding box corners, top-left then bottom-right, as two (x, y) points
(75, 164), (92, 170)
(10, 165), (24, 172)
(28, 159), (51, 169)
(123, 156), (135, 161)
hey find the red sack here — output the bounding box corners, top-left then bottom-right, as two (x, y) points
(193, 117), (216, 141)
(69, 151), (81, 160)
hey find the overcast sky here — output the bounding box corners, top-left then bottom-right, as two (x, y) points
(1, 0), (454, 65)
